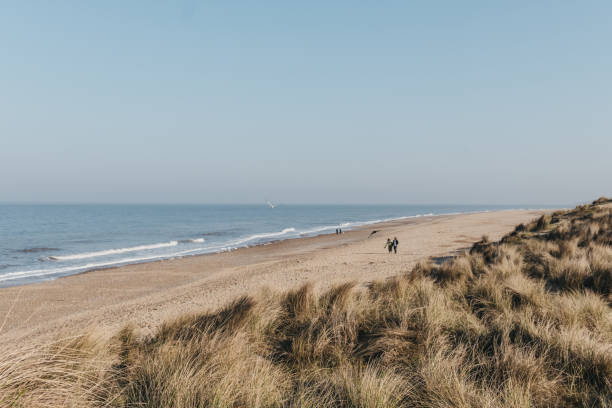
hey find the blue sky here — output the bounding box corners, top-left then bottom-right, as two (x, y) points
(1, 1), (610, 204)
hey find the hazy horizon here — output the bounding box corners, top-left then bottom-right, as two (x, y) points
(2, 2), (611, 205)
(0, 200), (575, 207)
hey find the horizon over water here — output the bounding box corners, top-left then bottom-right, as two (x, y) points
(0, 203), (553, 287)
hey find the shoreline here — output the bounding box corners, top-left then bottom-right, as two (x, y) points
(0, 209), (548, 347)
(0, 208), (554, 289)
(3, 214), (409, 288)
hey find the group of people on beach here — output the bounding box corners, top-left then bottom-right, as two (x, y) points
(335, 228), (343, 234)
(385, 237), (399, 254)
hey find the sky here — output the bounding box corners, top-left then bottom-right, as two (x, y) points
(1, 1), (611, 205)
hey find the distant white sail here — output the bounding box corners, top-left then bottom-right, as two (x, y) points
(266, 200), (276, 209)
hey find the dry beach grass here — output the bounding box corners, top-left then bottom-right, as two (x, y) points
(1, 199), (611, 407)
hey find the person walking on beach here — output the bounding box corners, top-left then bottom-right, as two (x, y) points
(392, 237), (399, 254)
(385, 238), (393, 253)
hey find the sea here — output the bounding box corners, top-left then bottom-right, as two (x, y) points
(0, 204), (537, 287)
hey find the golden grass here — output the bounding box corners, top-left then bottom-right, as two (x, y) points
(1, 198), (611, 407)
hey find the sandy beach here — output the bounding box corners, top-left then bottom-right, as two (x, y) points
(0, 209), (545, 347)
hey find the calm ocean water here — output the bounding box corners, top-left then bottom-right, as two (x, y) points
(0, 204), (530, 287)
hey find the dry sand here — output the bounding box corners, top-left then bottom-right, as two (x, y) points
(0, 209), (545, 347)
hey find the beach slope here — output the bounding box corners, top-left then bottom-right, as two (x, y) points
(0, 209), (544, 346)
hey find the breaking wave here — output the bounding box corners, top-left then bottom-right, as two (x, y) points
(178, 238), (205, 244)
(49, 241), (179, 261)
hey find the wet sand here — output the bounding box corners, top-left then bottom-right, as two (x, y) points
(0, 209), (545, 347)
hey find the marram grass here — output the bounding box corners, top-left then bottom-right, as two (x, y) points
(1, 198), (611, 407)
